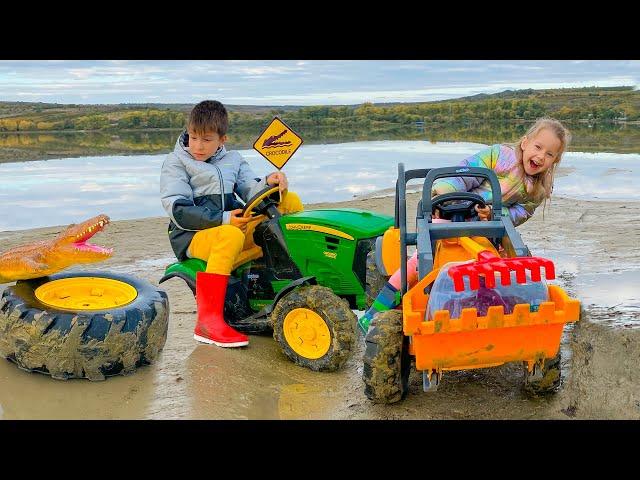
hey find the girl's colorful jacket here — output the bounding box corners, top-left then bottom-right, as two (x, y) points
(432, 144), (541, 226)
(160, 131), (267, 261)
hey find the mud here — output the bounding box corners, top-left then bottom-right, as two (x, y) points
(0, 194), (638, 419)
(563, 320), (640, 419)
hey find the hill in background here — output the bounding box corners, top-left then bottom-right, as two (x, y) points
(0, 86), (637, 134)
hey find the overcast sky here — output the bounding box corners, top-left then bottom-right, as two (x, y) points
(0, 60), (637, 106)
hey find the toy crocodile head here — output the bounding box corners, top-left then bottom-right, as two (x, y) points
(0, 214), (113, 283)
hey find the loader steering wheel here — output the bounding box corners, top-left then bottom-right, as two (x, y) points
(241, 186), (282, 218)
(431, 192), (487, 221)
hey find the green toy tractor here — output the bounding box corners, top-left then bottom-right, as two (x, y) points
(160, 186), (393, 371)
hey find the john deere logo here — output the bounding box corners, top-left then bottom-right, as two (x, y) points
(323, 251), (337, 259)
(253, 117), (303, 169)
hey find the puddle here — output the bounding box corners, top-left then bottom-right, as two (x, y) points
(573, 270), (640, 328)
(278, 384), (328, 419)
(178, 337), (349, 420)
(521, 235), (640, 329)
(577, 270), (640, 307)
(0, 357), (158, 419)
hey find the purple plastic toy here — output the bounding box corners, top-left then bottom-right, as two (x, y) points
(427, 261), (549, 321)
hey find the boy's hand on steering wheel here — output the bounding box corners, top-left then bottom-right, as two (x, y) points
(475, 204), (492, 221)
(229, 208), (251, 233)
(267, 171), (288, 193)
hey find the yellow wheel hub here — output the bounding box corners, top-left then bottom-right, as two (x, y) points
(35, 277), (138, 311)
(282, 308), (331, 359)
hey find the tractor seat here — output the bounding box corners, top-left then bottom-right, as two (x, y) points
(231, 245), (263, 271)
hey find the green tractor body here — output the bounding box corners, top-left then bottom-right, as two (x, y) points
(160, 200), (392, 372)
(280, 208), (393, 309)
(162, 207), (393, 311)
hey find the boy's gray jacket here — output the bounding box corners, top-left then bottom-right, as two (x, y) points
(160, 132), (267, 261)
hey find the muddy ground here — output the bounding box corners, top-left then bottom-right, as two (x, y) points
(0, 194), (639, 419)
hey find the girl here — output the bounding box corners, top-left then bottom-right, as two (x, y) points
(358, 117), (572, 335)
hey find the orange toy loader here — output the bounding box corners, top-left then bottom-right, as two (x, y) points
(363, 165), (580, 404)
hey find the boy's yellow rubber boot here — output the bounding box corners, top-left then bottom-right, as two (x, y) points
(194, 271), (249, 348)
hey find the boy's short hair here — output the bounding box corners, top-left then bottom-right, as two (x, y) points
(187, 100), (228, 137)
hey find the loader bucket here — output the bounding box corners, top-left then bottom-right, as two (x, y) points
(402, 264), (580, 373)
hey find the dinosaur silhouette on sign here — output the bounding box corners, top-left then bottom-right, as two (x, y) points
(262, 129), (293, 148)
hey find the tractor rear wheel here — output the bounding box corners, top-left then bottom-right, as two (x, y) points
(522, 351), (562, 396)
(0, 271), (169, 381)
(362, 310), (411, 404)
(271, 285), (356, 372)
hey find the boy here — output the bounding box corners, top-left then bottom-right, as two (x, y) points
(160, 100), (303, 348)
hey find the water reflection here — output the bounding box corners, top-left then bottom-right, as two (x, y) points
(0, 130), (179, 162)
(184, 339), (282, 419)
(575, 270), (640, 328)
(277, 383), (327, 419)
(183, 337), (344, 419)
(1, 122), (638, 161)
(1, 141), (638, 231)
(0, 357), (156, 419)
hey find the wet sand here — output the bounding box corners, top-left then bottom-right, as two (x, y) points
(0, 194), (639, 419)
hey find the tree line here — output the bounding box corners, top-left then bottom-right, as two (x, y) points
(0, 86), (637, 134)
(0, 109), (186, 132)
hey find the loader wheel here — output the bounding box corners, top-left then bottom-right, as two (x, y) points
(0, 271), (169, 381)
(363, 310), (411, 404)
(271, 285), (356, 372)
(522, 351), (562, 396)
(365, 248), (389, 309)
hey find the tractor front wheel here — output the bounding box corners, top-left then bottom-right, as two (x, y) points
(362, 310), (411, 403)
(271, 285), (355, 372)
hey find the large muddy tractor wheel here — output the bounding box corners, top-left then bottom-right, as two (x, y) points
(365, 248), (389, 309)
(522, 351), (562, 397)
(271, 285), (356, 372)
(363, 309), (411, 404)
(0, 271), (169, 381)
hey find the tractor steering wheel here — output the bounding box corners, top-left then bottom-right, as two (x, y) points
(431, 192), (487, 221)
(241, 186), (282, 218)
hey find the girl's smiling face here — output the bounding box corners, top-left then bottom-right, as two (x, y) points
(521, 128), (562, 176)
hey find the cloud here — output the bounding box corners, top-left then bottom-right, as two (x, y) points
(0, 60), (637, 105)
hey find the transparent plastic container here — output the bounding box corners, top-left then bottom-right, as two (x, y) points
(426, 260), (550, 321)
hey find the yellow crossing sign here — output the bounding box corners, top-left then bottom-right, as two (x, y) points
(253, 117), (303, 169)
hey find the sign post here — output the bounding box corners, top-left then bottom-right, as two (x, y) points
(253, 117), (303, 170)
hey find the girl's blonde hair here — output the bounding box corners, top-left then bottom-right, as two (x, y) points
(509, 117), (572, 203)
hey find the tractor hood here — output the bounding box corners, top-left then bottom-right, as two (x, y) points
(280, 208), (393, 240)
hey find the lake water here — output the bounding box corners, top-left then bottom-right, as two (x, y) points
(1, 140), (639, 327)
(1, 140), (639, 232)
